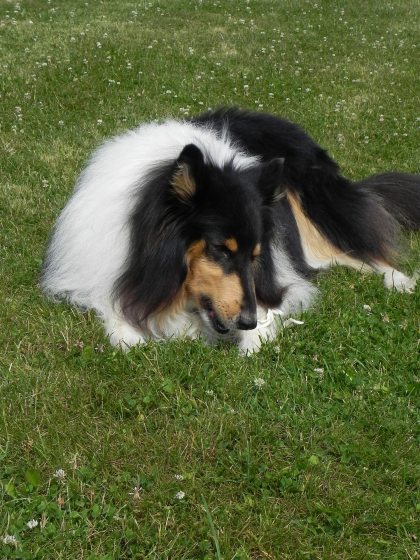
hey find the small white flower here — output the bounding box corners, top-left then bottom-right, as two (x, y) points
(2, 534), (17, 545)
(314, 368), (324, 374)
(53, 468), (66, 480)
(254, 377), (265, 389)
(97, 119), (102, 125)
(174, 474), (184, 480)
(175, 490), (185, 500)
(27, 519), (38, 529)
(363, 304), (372, 313)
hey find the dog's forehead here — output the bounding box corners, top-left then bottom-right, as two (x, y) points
(195, 163), (264, 247)
(220, 202), (262, 249)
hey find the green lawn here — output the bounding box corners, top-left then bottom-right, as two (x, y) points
(1, 1), (420, 558)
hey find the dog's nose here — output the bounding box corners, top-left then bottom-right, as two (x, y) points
(237, 312), (257, 330)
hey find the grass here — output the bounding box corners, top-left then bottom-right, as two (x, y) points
(1, 0), (420, 558)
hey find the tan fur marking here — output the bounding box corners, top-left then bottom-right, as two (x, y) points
(171, 163), (196, 202)
(253, 244), (261, 258)
(186, 239), (206, 262)
(287, 192), (372, 271)
(183, 240), (243, 323)
(224, 238), (238, 252)
(186, 260), (243, 322)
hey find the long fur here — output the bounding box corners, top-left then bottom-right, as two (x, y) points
(41, 108), (420, 354)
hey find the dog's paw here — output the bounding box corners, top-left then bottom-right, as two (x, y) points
(237, 331), (264, 355)
(106, 319), (147, 351)
(383, 269), (418, 293)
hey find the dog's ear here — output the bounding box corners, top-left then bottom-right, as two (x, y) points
(171, 144), (205, 203)
(258, 157), (285, 204)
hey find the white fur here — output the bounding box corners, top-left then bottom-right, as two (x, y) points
(41, 119), (318, 353)
(375, 265), (419, 292)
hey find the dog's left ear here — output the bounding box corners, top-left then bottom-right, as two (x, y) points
(258, 157), (285, 204)
(171, 144), (205, 203)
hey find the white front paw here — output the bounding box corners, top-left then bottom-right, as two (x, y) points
(106, 320), (146, 350)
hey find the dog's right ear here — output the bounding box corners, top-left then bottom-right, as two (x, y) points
(171, 144), (205, 203)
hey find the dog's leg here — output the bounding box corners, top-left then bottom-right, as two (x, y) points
(373, 262), (418, 292)
(104, 314), (147, 351)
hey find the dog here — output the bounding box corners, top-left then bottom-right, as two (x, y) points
(41, 107), (420, 354)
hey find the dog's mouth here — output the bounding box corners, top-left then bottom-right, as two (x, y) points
(199, 296), (230, 334)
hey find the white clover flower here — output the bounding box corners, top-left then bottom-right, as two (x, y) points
(175, 490), (185, 500)
(363, 304), (372, 313)
(27, 519), (38, 529)
(53, 468), (66, 480)
(314, 368), (324, 374)
(254, 377), (265, 389)
(174, 474), (183, 480)
(2, 534), (17, 545)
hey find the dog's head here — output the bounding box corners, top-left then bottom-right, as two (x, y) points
(116, 143), (286, 334)
(173, 144), (285, 334)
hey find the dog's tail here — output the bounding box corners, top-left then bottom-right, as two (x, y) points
(354, 172), (420, 230)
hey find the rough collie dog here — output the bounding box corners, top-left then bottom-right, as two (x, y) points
(41, 108), (420, 354)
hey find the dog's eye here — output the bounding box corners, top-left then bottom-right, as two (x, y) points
(213, 244), (230, 259)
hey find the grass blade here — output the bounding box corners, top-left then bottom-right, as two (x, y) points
(202, 494), (222, 560)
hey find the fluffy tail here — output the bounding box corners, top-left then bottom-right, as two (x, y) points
(355, 172), (420, 230)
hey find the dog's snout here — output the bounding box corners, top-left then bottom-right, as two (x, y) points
(237, 311), (257, 331)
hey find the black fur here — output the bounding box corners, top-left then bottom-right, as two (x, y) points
(192, 107), (420, 267)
